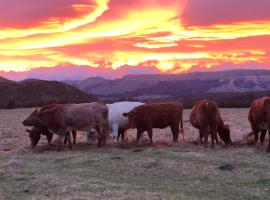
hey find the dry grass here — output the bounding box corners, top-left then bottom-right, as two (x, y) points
(0, 108), (270, 200)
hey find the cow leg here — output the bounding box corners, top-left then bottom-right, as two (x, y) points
(96, 124), (107, 148)
(102, 135), (106, 145)
(97, 134), (106, 148)
(112, 124), (119, 141)
(136, 129), (144, 144)
(117, 128), (125, 142)
(199, 130), (204, 145)
(211, 126), (218, 148)
(267, 129), (270, 153)
(204, 133), (209, 148)
(56, 134), (65, 151)
(95, 125), (103, 148)
(97, 137), (102, 148)
(201, 128), (209, 148)
(215, 134), (220, 145)
(46, 132), (53, 144)
(147, 129), (153, 144)
(66, 132), (73, 150)
(121, 129), (126, 140)
(99, 126), (107, 146)
(260, 130), (267, 145)
(253, 129), (259, 143)
(72, 130), (77, 145)
(64, 134), (67, 145)
(170, 125), (179, 143)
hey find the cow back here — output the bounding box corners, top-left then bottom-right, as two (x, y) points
(131, 102), (183, 129)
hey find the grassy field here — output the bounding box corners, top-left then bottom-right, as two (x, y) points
(0, 108), (269, 200)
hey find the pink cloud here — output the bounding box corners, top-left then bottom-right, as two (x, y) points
(188, 62), (270, 73)
(182, 0), (270, 26)
(0, 0), (96, 29)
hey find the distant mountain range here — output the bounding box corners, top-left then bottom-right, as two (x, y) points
(1, 69), (270, 109)
(65, 69), (270, 108)
(0, 77), (96, 109)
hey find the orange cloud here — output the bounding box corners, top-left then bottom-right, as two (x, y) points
(0, 0), (269, 78)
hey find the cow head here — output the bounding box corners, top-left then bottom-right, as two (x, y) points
(23, 109), (42, 126)
(26, 128), (41, 148)
(123, 111), (139, 128)
(217, 124), (232, 144)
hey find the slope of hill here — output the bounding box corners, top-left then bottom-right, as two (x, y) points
(0, 77), (96, 108)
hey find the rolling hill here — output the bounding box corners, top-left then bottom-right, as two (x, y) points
(0, 77), (96, 109)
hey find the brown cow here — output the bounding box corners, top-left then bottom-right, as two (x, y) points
(190, 100), (231, 148)
(123, 102), (184, 144)
(248, 96), (270, 152)
(26, 125), (53, 148)
(23, 102), (108, 150)
(26, 125), (77, 149)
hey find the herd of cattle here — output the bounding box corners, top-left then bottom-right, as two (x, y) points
(22, 96), (270, 153)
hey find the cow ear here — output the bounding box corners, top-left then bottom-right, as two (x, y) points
(39, 106), (58, 114)
(123, 113), (129, 117)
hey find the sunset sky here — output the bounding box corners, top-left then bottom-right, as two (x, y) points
(0, 0), (270, 80)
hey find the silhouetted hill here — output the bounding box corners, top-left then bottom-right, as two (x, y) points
(0, 77), (96, 109)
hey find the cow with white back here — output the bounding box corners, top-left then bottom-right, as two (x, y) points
(107, 101), (144, 142)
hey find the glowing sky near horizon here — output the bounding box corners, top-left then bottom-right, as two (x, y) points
(0, 0), (270, 75)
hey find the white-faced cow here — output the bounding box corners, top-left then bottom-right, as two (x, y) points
(23, 102), (108, 150)
(123, 102), (184, 144)
(248, 96), (270, 152)
(107, 101), (144, 142)
(190, 100), (231, 148)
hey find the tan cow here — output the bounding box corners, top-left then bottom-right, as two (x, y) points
(248, 96), (270, 152)
(23, 102), (108, 150)
(123, 102), (184, 144)
(190, 100), (231, 148)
